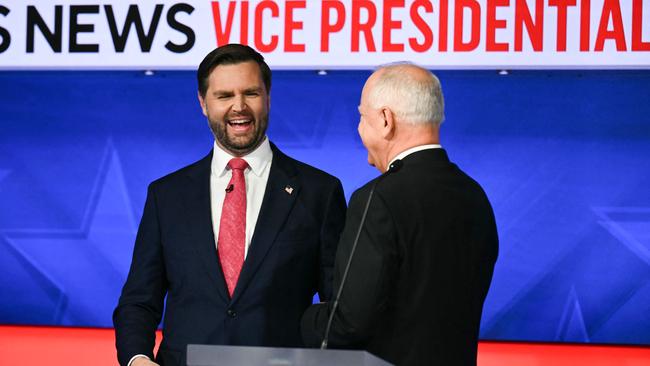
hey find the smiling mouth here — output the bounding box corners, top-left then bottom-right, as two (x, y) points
(227, 118), (253, 129)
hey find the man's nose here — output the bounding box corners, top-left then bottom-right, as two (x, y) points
(232, 95), (246, 113)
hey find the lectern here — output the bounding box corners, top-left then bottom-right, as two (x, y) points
(187, 344), (394, 366)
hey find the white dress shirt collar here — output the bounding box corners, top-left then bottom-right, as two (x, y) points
(211, 137), (273, 178)
(389, 144), (442, 167)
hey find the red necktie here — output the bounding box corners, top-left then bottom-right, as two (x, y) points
(218, 158), (248, 297)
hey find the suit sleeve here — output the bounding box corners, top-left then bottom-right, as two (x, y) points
(317, 179), (347, 302)
(113, 184), (168, 366)
(303, 187), (398, 346)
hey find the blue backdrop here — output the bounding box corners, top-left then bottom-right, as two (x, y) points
(1, 70), (649, 345)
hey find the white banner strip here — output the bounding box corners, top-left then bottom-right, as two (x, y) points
(0, 0), (648, 69)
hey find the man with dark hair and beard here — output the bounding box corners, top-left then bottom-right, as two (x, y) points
(114, 44), (346, 366)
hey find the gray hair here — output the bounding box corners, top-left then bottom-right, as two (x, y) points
(368, 63), (445, 126)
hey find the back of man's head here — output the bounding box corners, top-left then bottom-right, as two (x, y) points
(368, 64), (445, 126)
(197, 44), (272, 98)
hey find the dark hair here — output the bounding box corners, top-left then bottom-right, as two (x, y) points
(197, 44), (272, 97)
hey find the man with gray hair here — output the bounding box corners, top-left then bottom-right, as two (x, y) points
(301, 64), (498, 366)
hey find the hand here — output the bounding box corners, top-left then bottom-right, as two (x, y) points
(131, 357), (160, 366)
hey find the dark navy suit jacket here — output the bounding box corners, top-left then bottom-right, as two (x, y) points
(114, 143), (346, 366)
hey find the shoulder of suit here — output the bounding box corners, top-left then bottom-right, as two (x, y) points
(348, 173), (384, 202)
(349, 162), (416, 204)
(148, 151), (211, 189)
(273, 148), (341, 185)
(290, 157), (339, 181)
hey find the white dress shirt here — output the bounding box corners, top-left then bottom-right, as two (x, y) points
(210, 137), (273, 258)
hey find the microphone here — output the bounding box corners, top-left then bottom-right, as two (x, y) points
(320, 159), (402, 349)
(388, 159), (403, 173)
(225, 184), (234, 193)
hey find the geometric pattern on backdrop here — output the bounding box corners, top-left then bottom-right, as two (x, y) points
(1, 70), (649, 345)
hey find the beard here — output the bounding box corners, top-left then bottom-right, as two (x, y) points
(208, 112), (269, 156)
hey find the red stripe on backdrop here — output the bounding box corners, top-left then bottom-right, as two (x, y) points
(478, 341), (650, 366)
(1, 325), (649, 365)
(0, 325), (161, 365)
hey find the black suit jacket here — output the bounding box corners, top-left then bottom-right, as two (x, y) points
(301, 149), (498, 366)
(114, 143), (346, 366)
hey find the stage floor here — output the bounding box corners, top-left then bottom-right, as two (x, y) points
(1, 325), (648, 365)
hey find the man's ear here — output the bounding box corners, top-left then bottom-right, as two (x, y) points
(197, 91), (208, 116)
(380, 107), (396, 140)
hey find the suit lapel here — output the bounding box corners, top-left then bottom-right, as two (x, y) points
(182, 150), (229, 303)
(231, 145), (300, 303)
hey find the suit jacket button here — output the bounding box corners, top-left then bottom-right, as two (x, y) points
(227, 309), (236, 318)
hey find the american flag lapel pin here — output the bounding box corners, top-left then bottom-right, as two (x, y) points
(284, 185), (294, 195)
